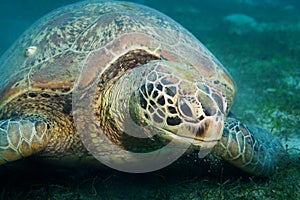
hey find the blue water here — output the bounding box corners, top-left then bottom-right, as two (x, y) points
(0, 0), (299, 199)
(0, 0), (299, 57)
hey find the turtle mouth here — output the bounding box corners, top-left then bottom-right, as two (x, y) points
(159, 126), (219, 148)
(180, 134), (219, 143)
(173, 133), (219, 145)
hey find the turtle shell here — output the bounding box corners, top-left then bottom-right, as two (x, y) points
(0, 1), (236, 113)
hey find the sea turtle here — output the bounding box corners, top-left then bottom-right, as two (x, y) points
(0, 0), (283, 176)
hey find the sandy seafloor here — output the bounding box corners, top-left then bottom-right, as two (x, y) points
(0, 0), (299, 199)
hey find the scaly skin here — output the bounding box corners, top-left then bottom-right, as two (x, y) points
(214, 116), (284, 176)
(0, 118), (48, 164)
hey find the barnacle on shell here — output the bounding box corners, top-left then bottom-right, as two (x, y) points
(25, 46), (37, 57)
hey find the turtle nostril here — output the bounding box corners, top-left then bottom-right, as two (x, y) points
(198, 115), (204, 121)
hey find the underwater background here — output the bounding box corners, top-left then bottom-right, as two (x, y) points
(0, 0), (299, 199)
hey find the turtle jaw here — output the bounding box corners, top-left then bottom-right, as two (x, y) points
(164, 130), (220, 147)
(123, 60), (226, 153)
(155, 122), (223, 158)
(160, 116), (224, 151)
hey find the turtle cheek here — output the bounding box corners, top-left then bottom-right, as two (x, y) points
(128, 90), (149, 126)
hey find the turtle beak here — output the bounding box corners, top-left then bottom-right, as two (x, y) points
(177, 116), (224, 148)
(166, 80), (226, 151)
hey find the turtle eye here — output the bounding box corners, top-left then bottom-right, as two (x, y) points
(178, 98), (193, 118)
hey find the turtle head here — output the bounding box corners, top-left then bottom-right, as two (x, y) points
(114, 60), (227, 152)
(74, 59), (228, 171)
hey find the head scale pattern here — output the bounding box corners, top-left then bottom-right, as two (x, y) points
(134, 61), (226, 144)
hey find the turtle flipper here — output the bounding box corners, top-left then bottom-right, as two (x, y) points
(0, 118), (49, 164)
(213, 115), (284, 177)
